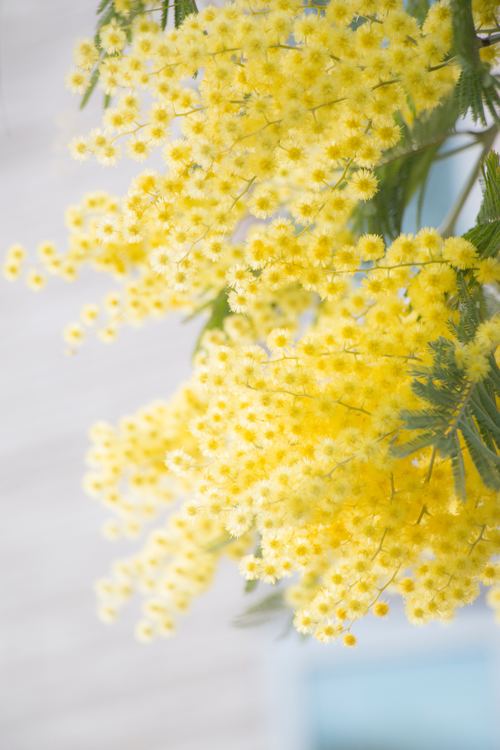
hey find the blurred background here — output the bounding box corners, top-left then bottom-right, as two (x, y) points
(0, 2), (499, 749)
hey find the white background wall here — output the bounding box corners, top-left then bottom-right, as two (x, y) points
(0, 2), (274, 748)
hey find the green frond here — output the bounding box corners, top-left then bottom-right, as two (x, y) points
(406, 0), (430, 24)
(477, 152), (500, 225)
(174, 0), (198, 28)
(451, 0), (500, 124)
(395, 225), (499, 499)
(351, 96), (459, 239)
(470, 395), (500, 445)
(96, 0), (112, 13)
(450, 434), (466, 499)
(460, 421), (500, 490)
(161, 0), (169, 30)
(399, 409), (445, 430)
(80, 68), (100, 110)
(233, 591), (285, 628)
(193, 288), (231, 356)
(411, 378), (459, 408)
(392, 432), (437, 457)
(463, 220), (500, 260)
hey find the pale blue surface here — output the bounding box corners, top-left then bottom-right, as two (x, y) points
(305, 648), (498, 750)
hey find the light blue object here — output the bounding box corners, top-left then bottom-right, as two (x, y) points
(306, 648), (498, 750)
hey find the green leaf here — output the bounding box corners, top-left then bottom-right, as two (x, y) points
(161, 0), (170, 30)
(233, 591), (285, 628)
(399, 409), (445, 430)
(450, 433), (466, 499)
(80, 67), (100, 110)
(460, 420), (500, 489)
(352, 96), (459, 239)
(449, 274), (482, 344)
(243, 539), (262, 593)
(411, 378), (458, 408)
(488, 359), (500, 391)
(406, 0), (430, 25)
(463, 219), (500, 259)
(455, 69), (500, 126)
(451, 0), (500, 124)
(471, 394), (500, 443)
(459, 417), (500, 463)
(193, 288), (231, 356)
(475, 381), (500, 432)
(205, 536), (233, 553)
(395, 259), (499, 498)
(174, 0), (198, 28)
(477, 151), (500, 224)
(94, 6), (116, 46)
(97, 0), (112, 13)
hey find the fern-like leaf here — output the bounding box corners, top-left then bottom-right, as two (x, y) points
(161, 0), (170, 30)
(233, 591), (285, 628)
(174, 0), (198, 28)
(193, 288), (231, 356)
(478, 152), (500, 225)
(451, 0), (500, 125)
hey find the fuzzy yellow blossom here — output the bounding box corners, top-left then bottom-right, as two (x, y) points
(443, 237), (479, 270)
(87, 238), (499, 644)
(13, 0), (460, 341)
(100, 21), (127, 55)
(456, 315), (500, 382)
(3, 243), (26, 280)
(64, 322), (85, 348)
(6, 0), (500, 647)
(26, 270), (46, 290)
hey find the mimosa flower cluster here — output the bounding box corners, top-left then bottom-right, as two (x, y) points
(6, 0), (461, 341)
(5, 0), (500, 645)
(86, 230), (500, 644)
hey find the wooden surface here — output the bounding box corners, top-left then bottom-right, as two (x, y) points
(0, 2), (274, 747)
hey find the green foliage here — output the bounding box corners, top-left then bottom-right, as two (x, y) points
(80, 68), (100, 110)
(81, 0), (143, 109)
(233, 591), (285, 628)
(406, 0), (430, 24)
(451, 0), (500, 125)
(192, 288), (231, 356)
(394, 336), (500, 498)
(352, 96), (459, 239)
(244, 579), (259, 593)
(96, 0), (112, 13)
(244, 540), (262, 593)
(477, 152), (500, 225)
(347, 3), (500, 239)
(174, 0), (198, 28)
(161, 0), (170, 30)
(394, 150), (500, 498)
(455, 68), (500, 127)
(463, 151), (500, 262)
(463, 219), (500, 261)
(93, 0), (121, 47)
